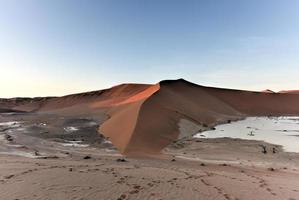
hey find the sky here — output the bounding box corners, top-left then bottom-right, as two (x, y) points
(1, 0), (299, 97)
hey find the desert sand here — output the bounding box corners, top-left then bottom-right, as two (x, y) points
(0, 138), (299, 200)
(1, 79), (299, 200)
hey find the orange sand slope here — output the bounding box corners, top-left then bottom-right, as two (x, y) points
(2, 79), (299, 155)
(0, 83), (154, 112)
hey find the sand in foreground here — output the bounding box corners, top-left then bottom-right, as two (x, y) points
(1, 138), (299, 200)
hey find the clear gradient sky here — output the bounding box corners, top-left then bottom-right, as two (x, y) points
(1, 0), (299, 97)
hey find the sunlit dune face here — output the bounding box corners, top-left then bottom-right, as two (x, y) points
(91, 84), (160, 108)
(121, 84), (160, 104)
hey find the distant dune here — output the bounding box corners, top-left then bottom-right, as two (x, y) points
(2, 79), (299, 155)
(279, 90), (299, 94)
(261, 89), (275, 93)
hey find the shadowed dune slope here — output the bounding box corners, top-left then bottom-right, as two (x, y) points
(122, 80), (243, 154)
(203, 85), (299, 115)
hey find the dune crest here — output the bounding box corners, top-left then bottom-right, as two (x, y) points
(91, 84), (159, 108)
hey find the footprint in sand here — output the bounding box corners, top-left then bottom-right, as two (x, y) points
(117, 194), (127, 200)
(243, 172), (277, 196)
(4, 174), (14, 179)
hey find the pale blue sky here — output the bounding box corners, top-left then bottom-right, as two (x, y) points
(1, 0), (299, 97)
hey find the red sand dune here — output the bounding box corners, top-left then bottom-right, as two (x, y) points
(279, 90), (299, 94)
(2, 79), (299, 155)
